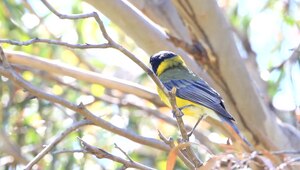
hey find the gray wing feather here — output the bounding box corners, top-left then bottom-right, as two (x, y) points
(163, 79), (234, 121)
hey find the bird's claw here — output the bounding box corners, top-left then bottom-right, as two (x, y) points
(178, 104), (193, 111)
(172, 109), (184, 118)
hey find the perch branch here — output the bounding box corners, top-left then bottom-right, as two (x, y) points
(79, 138), (155, 170)
(168, 88), (202, 168)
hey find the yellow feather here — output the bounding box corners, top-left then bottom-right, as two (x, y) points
(156, 56), (185, 76)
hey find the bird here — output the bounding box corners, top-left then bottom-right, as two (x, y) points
(150, 51), (251, 146)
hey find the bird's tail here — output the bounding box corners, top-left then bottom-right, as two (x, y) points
(224, 118), (253, 148)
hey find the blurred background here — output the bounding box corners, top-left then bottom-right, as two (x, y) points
(0, 0), (299, 169)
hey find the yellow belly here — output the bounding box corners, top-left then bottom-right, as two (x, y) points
(158, 88), (221, 121)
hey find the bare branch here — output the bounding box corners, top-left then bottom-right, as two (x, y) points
(276, 157), (300, 170)
(79, 138), (155, 170)
(0, 38), (110, 49)
(40, 0), (111, 41)
(168, 88), (202, 168)
(24, 120), (93, 170)
(52, 149), (87, 155)
(114, 143), (133, 162)
(188, 114), (206, 137)
(158, 130), (196, 169)
(269, 43), (300, 72)
(256, 150), (300, 156)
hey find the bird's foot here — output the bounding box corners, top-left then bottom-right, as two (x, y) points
(172, 109), (184, 118)
(178, 104), (193, 111)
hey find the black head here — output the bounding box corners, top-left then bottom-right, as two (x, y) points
(150, 51), (177, 74)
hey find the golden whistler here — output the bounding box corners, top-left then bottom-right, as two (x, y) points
(150, 51), (251, 146)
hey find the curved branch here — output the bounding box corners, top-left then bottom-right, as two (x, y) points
(79, 138), (155, 170)
(5, 51), (163, 106)
(25, 120), (93, 170)
(0, 38), (110, 49)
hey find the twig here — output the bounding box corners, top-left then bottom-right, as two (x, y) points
(188, 114), (206, 137)
(256, 150), (300, 156)
(158, 130), (175, 147)
(40, 0), (111, 42)
(0, 48), (170, 153)
(158, 130), (195, 169)
(114, 143), (133, 162)
(24, 119), (93, 170)
(271, 150), (300, 155)
(269, 44), (300, 72)
(79, 138), (155, 170)
(128, 102), (213, 149)
(0, 38), (110, 49)
(52, 149), (87, 155)
(276, 157), (300, 170)
(241, 150), (300, 169)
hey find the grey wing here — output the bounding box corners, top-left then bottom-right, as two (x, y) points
(163, 79), (235, 121)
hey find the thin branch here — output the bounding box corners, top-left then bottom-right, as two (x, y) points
(125, 102), (213, 149)
(52, 149), (87, 155)
(158, 130), (175, 147)
(276, 157), (300, 170)
(158, 130), (194, 169)
(40, 0), (111, 41)
(168, 88), (203, 168)
(269, 44), (300, 72)
(188, 114), (206, 137)
(0, 38), (110, 49)
(114, 143), (133, 162)
(240, 150), (300, 169)
(24, 120), (93, 170)
(256, 150), (300, 156)
(79, 138), (155, 170)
